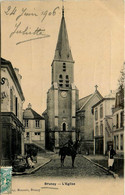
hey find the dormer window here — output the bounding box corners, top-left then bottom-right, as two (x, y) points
(25, 120), (29, 128)
(36, 120), (40, 128)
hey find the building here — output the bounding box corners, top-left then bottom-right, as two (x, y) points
(23, 103), (45, 150)
(44, 7), (79, 150)
(76, 86), (103, 154)
(1, 58), (25, 166)
(92, 91), (115, 155)
(112, 87), (124, 156)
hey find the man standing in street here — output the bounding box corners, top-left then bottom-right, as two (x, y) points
(108, 145), (116, 171)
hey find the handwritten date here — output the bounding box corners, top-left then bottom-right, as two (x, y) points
(4, 6), (59, 22)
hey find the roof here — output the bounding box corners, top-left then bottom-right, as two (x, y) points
(92, 92), (115, 109)
(78, 90), (103, 111)
(1, 58), (25, 101)
(78, 94), (92, 109)
(104, 90), (116, 98)
(42, 109), (47, 115)
(23, 108), (44, 120)
(54, 8), (73, 62)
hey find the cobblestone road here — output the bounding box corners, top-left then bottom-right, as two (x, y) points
(26, 154), (113, 178)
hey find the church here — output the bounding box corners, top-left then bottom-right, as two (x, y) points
(43, 7), (103, 152)
(43, 7), (79, 150)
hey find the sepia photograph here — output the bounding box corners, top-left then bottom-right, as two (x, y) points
(1, 0), (124, 194)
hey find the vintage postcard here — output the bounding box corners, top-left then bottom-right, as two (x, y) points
(1, 0), (124, 194)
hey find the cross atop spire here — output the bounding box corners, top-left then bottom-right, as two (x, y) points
(62, 5), (64, 17)
(95, 85), (98, 91)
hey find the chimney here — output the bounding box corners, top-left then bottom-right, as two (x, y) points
(14, 68), (22, 85)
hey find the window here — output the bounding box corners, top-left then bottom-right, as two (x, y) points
(26, 132), (29, 137)
(59, 74), (63, 79)
(10, 89), (13, 112)
(25, 120), (29, 127)
(63, 63), (66, 71)
(34, 132), (40, 135)
(81, 117), (84, 126)
(100, 122), (103, 136)
(59, 84), (63, 87)
(15, 97), (18, 116)
(114, 136), (116, 150)
(59, 80), (63, 83)
(66, 84), (69, 87)
(116, 135), (119, 150)
(120, 112), (124, 128)
(95, 123), (98, 136)
(95, 108), (98, 121)
(66, 75), (69, 79)
(100, 105), (103, 118)
(120, 134), (123, 150)
(36, 120), (40, 128)
(116, 114), (119, 129)
(62, 123), (66, 131)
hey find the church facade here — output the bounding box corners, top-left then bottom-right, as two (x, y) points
(76, 88), (103, 154)
(44, 8), (79, 150)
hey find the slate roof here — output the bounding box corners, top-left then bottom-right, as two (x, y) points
(23, 108), (44, 120)
(78, 94), (92, 110)
(78, 90), (103, 111)
(54, 8), (73, 62)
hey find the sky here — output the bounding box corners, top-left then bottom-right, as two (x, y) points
(1, 0), (124, 115)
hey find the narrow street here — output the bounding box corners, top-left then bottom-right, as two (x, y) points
(19, 154), (113, 178)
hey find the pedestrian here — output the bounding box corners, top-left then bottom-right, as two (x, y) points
(108, 145), (116, 171)
(26, 154), (35, 168)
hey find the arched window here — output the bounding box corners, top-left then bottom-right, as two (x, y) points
(59, 74), (63, 87)
(59, 74), (63, 79)
(63, 123), (66, 131)
(66, 75), (69, 79)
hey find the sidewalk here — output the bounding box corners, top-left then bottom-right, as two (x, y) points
(83, 155), (123, 178)
(12, 155), (51, 176)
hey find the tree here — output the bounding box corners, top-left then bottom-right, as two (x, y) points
(118, 67), (125, 89)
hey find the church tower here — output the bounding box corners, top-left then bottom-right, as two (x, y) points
(46, 6), (79, 149)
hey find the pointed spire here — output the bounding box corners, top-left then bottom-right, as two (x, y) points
(54, 5), (73, 62)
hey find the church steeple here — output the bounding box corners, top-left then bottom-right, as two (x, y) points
(54, 6), (73, 62)
(46, 5), (79, 149)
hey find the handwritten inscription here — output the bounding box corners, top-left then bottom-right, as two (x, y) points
(4, 6), (60, 45)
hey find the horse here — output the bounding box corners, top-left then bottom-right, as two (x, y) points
(59, 140), (80, 168)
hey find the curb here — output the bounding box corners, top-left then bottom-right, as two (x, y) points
(12, 159), (51, 176)
(30, 159), (51, 174)
(83, 155), (119, 179)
